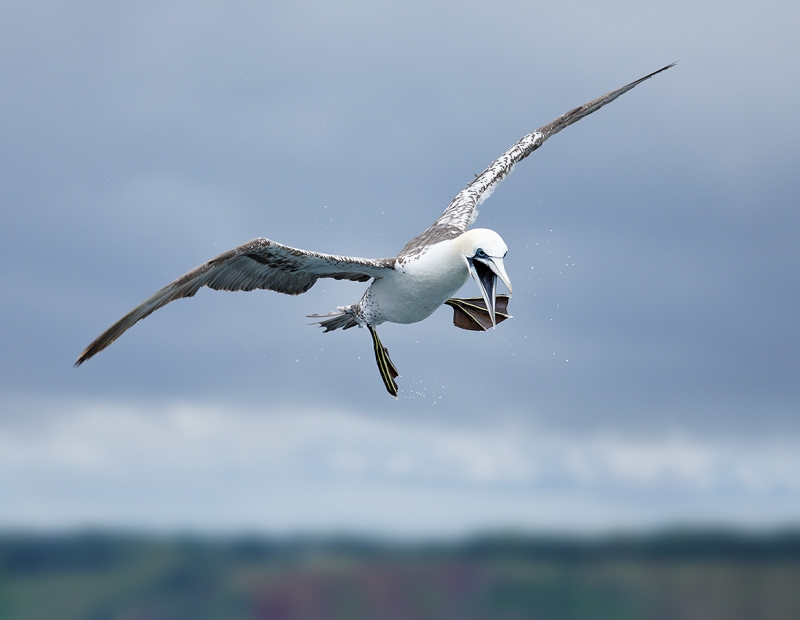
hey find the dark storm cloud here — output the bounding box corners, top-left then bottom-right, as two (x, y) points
(2, 0), (799, 436)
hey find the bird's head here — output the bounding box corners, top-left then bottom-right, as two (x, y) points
(458, 228), (512, 328)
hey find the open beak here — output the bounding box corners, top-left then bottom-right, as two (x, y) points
(468, 257), (513, 328)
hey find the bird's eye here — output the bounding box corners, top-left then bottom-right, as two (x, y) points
(475, 248), (487, 258)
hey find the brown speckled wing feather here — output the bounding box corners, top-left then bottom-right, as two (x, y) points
(76, 238), (394, 366)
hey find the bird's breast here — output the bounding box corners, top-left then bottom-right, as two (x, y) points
(365, 243), (470, 325)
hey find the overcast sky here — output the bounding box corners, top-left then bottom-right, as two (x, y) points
(2, 0), (799, 537)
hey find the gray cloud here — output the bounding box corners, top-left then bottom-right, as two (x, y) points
(2, 0), (799, 533)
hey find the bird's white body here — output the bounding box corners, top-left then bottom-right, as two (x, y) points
(360, 229), (508, 326)
(363, 240), (469, 325)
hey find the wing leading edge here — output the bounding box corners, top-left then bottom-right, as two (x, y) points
(399, 63), (676, 257)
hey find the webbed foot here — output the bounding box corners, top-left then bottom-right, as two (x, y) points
(444, 295), (512, 331)
(368, 325), (400, 397)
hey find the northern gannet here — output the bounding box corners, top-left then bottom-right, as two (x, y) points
(76, 64), (675, 396)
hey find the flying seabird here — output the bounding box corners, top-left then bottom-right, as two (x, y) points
(76, 63), (675, 397)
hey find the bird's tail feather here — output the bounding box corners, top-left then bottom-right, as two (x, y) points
(307, 306), (360, 332)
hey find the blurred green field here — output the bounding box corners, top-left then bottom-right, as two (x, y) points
(1, 531), (799, 619)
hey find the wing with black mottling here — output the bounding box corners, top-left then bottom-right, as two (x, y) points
(399, 63), (676, 256)
(76, 238), (394, 366)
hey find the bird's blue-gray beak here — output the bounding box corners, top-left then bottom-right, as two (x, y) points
(468, 256), (512, 328)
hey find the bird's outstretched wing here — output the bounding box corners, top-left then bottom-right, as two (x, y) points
(399, 63), (676, 256)
(76, 238), (394, 366)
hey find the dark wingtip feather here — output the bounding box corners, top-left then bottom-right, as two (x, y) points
(640, 62), (678, 82)
(74, 343), (98, 367)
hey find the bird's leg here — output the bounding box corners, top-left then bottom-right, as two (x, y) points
(444, 295), (512, 331)
(368, 324), (399, 397)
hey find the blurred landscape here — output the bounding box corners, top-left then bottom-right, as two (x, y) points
(2, 530), (799, 619)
